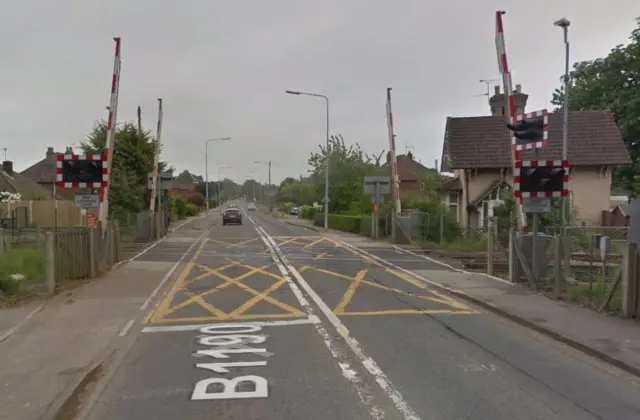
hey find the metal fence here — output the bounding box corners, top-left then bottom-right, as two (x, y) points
(502, 226), (627, 314)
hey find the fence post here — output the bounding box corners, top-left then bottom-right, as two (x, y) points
(88, 227), (96, 278)
(621, 242), (638, 318)
(45, 231), (55, 295)
(439, 212), (444, 247)
(553, 234), (562, 298)
(508, 227), (515, 282)
(0, 228), (4, 253)
(487, 222), (494, 276)
(563, 227), (571, 282)
(113, 219), (120, 262)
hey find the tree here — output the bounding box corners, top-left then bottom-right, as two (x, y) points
(175, 170), (203, 184)
(308, 134), (378, 213)
(551, 18), (640, 193)
(81, 121), (169, 219)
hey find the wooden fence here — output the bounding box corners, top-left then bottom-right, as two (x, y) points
(0, 200), (83, 228)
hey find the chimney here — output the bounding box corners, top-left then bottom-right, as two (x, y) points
(65, 146), (73, 154)
(489, 83), (528, 116)
(407, 151), (413, 160)
(2, 161), (13, 176)
(46, 147), (55, 157)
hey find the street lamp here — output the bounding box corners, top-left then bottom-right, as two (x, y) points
(205, 137), (231, 212)
(254, 160), (272, 210)
(285, 90), (330, 231)
(554, 17), (570, 225)
(217, 165), (232, 206)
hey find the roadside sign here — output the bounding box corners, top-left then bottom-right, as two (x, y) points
(522, 197), (551, 213)
(148, 171), (173, 190)
(74, 194), (100, 209)
(364, 176), (390, 195)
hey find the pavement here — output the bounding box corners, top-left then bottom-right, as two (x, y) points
(4, 206), (640, 419)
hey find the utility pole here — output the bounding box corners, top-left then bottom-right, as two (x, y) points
(149, 99), (162, 214)
(254, 160), (272, 211)
(99, 37), (121, 228)
(386, 88), (401, 243)
(555, 18), (571, 226)
(137, 106), (143, 137)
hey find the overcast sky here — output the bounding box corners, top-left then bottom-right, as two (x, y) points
(2, 0), (637, 184)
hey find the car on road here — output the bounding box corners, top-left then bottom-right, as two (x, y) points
(289, 206), (300, 216)
(222, 207), (242, 225)
(247, 202), (257, 211)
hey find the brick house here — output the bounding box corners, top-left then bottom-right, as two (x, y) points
(440, 85), (631, 229)
(380, 151), (437, 198)
(0, 160), (51, 200)
(20, 147), (77, 199)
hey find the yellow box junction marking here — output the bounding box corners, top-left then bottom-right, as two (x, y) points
(297, 265), (477, 316)
(149, 251), (305, 323)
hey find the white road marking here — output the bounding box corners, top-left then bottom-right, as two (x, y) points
(141, 318), (319, 333)
(118, 319), (135, 337)
(139, 229), (209, 311)
(256, 225), (420, 420)
(253, 225), (387, 420)
(0, 302), (46, 343)
(391, 245), (514, 285)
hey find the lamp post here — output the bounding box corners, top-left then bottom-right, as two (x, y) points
(205, 137), (231, 212)
(554, 17), (570, 225)
(254, 160), (271, 210)
(217, 165), (232, 207)
(286, 90), (330, 231)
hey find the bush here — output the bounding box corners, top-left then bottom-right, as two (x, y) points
(170, 195), (188, 219)
(185, 203), (199, 217)
(279, 202), (296, 213)
(402, 197), (460, 243)
(300, 205), (316, 220)
(184, 192), (205, 208)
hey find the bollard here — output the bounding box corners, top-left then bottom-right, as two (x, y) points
(45, 231), (55, 295)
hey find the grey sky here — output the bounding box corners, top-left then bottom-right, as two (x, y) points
(3, 0), (637, 184)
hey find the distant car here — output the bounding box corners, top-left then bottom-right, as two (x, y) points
(222, 207), (242, 225)
(289, 206), (300, 216)
(247, 202), (257, 211)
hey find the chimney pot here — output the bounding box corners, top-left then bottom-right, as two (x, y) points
(515, 84), (521, 93)
(46, 147), (54, 157)
(2, 160), (13, 176)
(494, 86), (500, 95)
(407, 151), (413, 160)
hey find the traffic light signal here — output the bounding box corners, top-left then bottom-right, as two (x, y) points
(508, 109), (548, 151)
(514, 160), (569, 198)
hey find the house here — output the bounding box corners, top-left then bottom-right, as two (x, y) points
(381, 151), (437, 198)
(440, 85), (631, 229)
(0, 160), (51, 200)
(20, 146), (76, 199)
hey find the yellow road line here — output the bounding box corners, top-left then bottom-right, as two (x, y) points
(339, 310), (478, 316)
(163, 264), (271, 316)
(212, 269), (304, 316)
(225, 238), (260, 248)
(227, 278), (289, 318)
(149, 236), (208, 323)
(314, 252), (328, 259)
(184, 290), (228, 319)
(387, 269), (472, 310)
(183, 261), (237, 286)
(150, 312), (305, 324)
(334, 269), (367, 314)
(303, 238), (325, 249)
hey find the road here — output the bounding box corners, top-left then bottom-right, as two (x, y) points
(79, 204), (640, 420)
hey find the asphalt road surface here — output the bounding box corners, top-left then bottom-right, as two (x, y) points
(79, 203), (640, 420)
